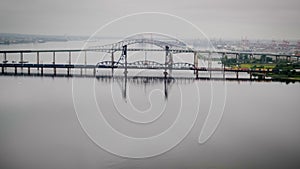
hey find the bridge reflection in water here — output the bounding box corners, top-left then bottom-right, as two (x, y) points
(95, 75), (186, 99)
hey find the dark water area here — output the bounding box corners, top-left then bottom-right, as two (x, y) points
(0, 74), (300, 169)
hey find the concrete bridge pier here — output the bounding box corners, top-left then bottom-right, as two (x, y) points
(3, 53), (7, 63)
(236, 71), (239, 79)
(208, 52), (212, 79)
(84, 51), (87, 75)
(67, 52), (71, 76)
(36, 52), (40, 72)
(222, 53), (226, 79)
(194, 51), (198, 75)
(53, 52), (56, 75)
(194, 52), (199, 78)
(111, 52), (114, 76)
(20, 52), (23, 72)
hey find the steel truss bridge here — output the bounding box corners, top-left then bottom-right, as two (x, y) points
(0, 33), (299, 79)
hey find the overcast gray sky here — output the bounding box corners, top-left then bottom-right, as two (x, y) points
(1, 0), (299, 40)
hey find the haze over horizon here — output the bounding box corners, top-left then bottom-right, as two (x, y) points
(1, 0), (300, 40)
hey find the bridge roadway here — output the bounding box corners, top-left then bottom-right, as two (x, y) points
(0, 62), (271, 73)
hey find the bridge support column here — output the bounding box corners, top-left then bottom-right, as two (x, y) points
(222, 53), (226, 79)
(3, 53), (7, 73)
(37, 52), (40, 71)
(15, 66), (17, 75)
(194, 51), (198, 74)
(123, 45), (128, 75)
(208, 52), (212, 79)
(196, 70), (199, 79)
(2, 66), (4, 74)
(28, 67), (30, 75)
(4, 52), (7, 62)
(20, 52), (23, 72)
(84, 51), (87, 75)
(111, 52), (114, 76)
(68, 51), (71, 65)
(236, 71), (239, 79)
(41, 67), (43, 75)
(67, 51), (71, 76)
(53, 52), (56, 75)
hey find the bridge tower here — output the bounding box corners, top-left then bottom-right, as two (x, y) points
(164, 46), (170, 78)
(123, 45), (128, 76)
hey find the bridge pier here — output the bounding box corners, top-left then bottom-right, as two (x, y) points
(67, 52), (71, 76)
(20, 52), (24, 72)
(236, 71), (239, 79)
(37, 52), (40, 72)
(28, 67), (30, 75)
(84, 51), (87, 75)
(68, 51), (71, 65)
(111, 52), (114, 76)
(4, 52), (7, 63)
(222, 53), (226, 79)
(53, 52), (56, 75)
(194, 51), (198, 75)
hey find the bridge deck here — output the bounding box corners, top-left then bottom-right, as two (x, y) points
(0, 63), (272, 73)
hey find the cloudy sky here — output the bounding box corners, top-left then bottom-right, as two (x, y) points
(1, 0), (299, 40)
